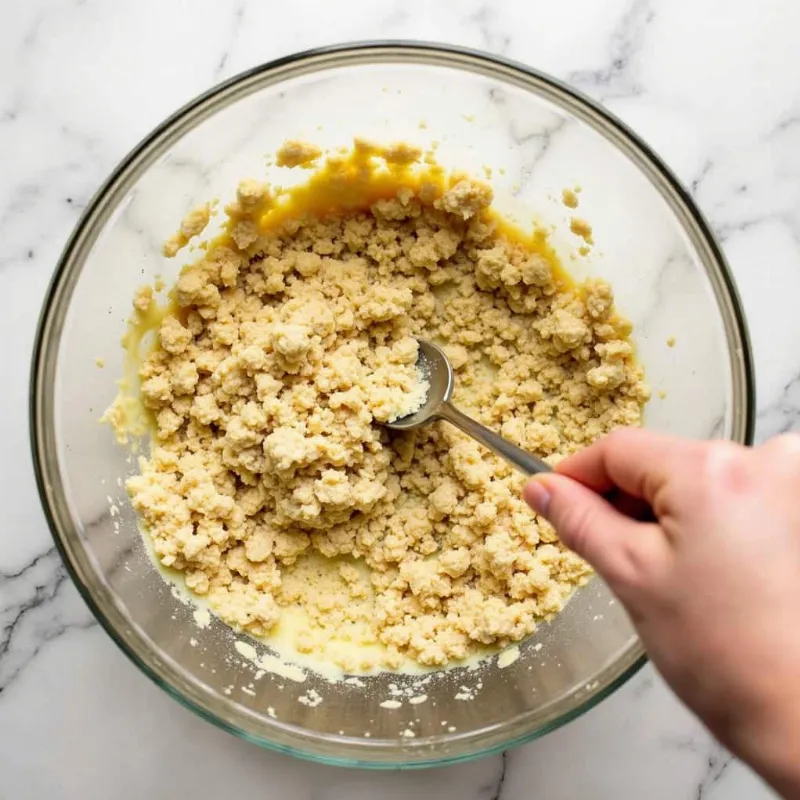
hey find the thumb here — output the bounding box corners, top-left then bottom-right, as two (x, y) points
(524, 474), (662, 591)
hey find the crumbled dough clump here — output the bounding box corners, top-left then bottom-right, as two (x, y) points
(275, 140), (323, 168)
(117, 148), (647, 669)
(133, 284), (154, 313)
(163, 203), (212, 257)
(569, 217), (594, 245)
(562, 188), (579, 209)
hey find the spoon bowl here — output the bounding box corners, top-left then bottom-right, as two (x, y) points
(386, 340), (454, 431)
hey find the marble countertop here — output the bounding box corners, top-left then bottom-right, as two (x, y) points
(3, 0), (798, 797)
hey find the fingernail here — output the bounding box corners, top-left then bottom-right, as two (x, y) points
(524, 479), (551, 516)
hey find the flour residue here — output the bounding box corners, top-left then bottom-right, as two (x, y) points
(193, 608), (211, 629)
(235, 639), (306, 683)
(497, 644), (520, 669)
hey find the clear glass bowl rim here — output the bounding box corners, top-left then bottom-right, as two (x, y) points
(29, 41), (756, 768)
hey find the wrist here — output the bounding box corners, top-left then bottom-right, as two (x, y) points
(753, 701), (800, 797)
(727, 666), (800, 797)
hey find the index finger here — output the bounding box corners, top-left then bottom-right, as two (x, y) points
(556, 428), (699, 504)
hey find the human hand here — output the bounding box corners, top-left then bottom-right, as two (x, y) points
(524, 429), (800, 799)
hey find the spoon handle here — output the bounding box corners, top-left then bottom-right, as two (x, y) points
(438, 402), (553, 476)
(438, 403), (656, 520)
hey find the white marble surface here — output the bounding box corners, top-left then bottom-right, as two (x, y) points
(2, 0), (798, 796)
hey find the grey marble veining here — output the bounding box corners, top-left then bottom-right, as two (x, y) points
(2, 0), (795, 797)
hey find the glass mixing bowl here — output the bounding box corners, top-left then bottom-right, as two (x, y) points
(30, 43), (755, 767)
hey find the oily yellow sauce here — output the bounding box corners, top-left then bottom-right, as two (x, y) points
(219, 139), (570, 287)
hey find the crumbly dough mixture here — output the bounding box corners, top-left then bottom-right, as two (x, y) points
(114, 142), (648, 670)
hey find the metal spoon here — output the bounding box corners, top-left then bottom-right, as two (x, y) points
(386, 339), (553, 476)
